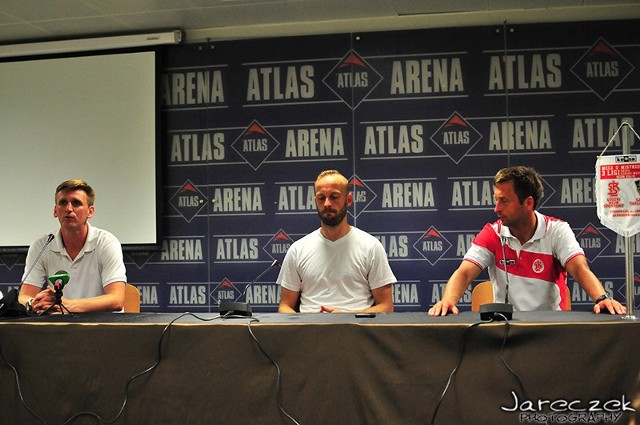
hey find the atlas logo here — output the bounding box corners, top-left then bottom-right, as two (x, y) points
(263, 229), (294, 263)
(323, 50), (383, 109)
(169, 180), (208, 223)
(126, 251), (155, 269)
(571, 37), (635, 101)
(430, 112), (482, 164)
(0, 254), (22, 270)
(413, 227), (453, 265)
(231, 120), (280, 170)
(210, 278), (242, 305)
(348, 175), (377, 218)
(576, 223), (610, 262)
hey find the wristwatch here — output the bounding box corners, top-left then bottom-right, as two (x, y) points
(594, 294), (609, 305)
(26, 298), (34, 314)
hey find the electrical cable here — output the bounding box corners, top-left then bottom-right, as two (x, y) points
(0, 312), (223, 425)
(0, 342), (48, 425)
(428, 320), (484, 425)
(247, 318), (301, 425)
(428, 315), (526, 425)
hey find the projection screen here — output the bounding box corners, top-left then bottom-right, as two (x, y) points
(0, 50), (160, 251)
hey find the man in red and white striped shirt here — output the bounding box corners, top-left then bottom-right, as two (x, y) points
(429, 166), (626, 316)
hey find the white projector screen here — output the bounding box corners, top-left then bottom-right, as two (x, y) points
(0, 50), (159, 251)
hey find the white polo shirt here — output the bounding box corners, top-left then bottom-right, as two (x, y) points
(22, 224), (127, 299)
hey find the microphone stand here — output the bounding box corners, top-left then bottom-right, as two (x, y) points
(41, 273), (72, 315)
(40, 284), (72, 315)
(219, 260), (280, 317)
(0, 234), (55, 317)
(479, 237), (513, 321)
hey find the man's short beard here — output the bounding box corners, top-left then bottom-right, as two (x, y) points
(318, 205), (348, 227)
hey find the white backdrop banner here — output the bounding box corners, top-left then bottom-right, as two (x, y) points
(596, 155), (640, 237)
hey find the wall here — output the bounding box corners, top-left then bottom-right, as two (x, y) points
(2, 19), (640, 313)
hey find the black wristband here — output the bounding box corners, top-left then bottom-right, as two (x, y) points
(594, 294), (609, 305)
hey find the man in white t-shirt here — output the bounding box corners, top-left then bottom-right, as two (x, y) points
(428, 166), (626, 316)
(277, 170), (396, 313)
(18, 179), (127, 314)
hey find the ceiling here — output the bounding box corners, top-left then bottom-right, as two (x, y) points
(1, 0), (640, 45)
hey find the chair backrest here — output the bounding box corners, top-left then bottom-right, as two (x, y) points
(471, 281), (493, 312)
(123, 283), (141, 313)
(471, 280), (573, 311)
(563, 285), (572, 311)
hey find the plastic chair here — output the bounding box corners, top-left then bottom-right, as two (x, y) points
(471, 280), (572, 311)
(123, 283), (141, 313)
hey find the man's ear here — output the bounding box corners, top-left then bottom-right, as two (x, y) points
(347, 192), (353, 207)
(87, 205), (95, 219)
(525, 195), (535, 210)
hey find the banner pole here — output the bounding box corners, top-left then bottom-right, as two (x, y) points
(622, 123), (637, 319)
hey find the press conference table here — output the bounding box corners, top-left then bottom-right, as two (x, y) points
(0, 311), (638, 425)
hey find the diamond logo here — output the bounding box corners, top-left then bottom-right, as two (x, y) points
(169, 180), (208, 223)
(232, 120), (280, 170)
(323, 50), (383, 109)
(413, 227), (453, 266)
(263, 229), (294, 263)
(430, 112), (482, 164)
(348, 175), (377, 218)
(575, 223), (611, 262)
(571, 38), (635, 101)
(210, 278), (242, 305)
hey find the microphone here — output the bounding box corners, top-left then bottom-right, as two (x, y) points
(0, 233), (55, 317)
(479, 236), (514, 321)
(48, 270), (70, 292)
(219, 259), (280, 317)
(19, 233), (55, 293)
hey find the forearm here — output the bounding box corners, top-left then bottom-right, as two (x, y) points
(567, 256), (607, 301)
(18, 285), (40, 306)
(278, 302), (297, 313)
(62, 281), (125, 313)
(362, 302), (393, 313)
(62, 293), (123, 313)
(441, 270), (473, 304)
(574, 269), (607, 301)
(278, 287), (300, 313)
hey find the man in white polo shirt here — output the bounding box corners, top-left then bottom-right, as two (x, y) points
(18, 179), (126, 314)
(429, 166), (626, 316)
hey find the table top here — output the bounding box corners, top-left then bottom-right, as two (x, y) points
(1, 310), (638, 325)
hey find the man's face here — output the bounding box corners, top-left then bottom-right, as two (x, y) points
(314, 175), (352, 227)
(493, 180), (531, 228)
(53, 189), (94, 230)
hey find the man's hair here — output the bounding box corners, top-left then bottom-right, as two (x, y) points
(55, 179), (96, 206)
(494, 166), (543, 208)
(315, 170), (348, 193)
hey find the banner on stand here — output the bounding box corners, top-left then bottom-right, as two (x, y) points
(595, 155), (640, 237)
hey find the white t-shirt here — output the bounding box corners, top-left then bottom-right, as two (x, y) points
(277, 227), (396, 313)
(22, 224), (127, 299)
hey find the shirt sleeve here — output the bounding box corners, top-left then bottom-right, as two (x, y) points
(366, 239), (397, 290)
(97, 232), (127, 286)
(276, 245), (301, 292)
